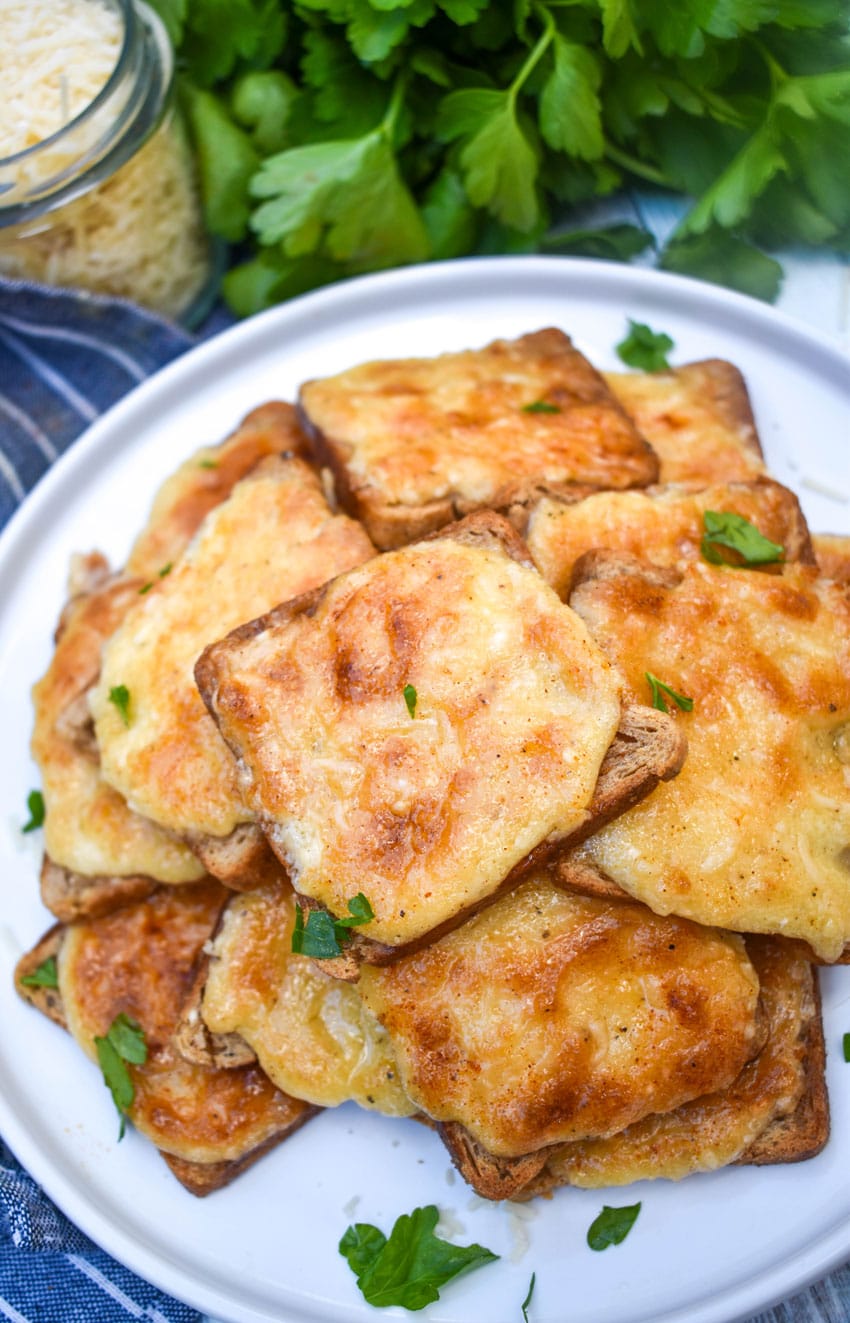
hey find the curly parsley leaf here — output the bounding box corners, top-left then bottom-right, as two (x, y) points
(22, 789), (45, 834)
(20, 956), (58, 989)
(94, 1014), (147, 1141)
(645, 672), (694, 714)
(587, 1202), (641, 1251)
(616, 320), (674, 371)
(291, 892), (375, 958)
(108, 685), (132, 728)
(339, 1204), (498, 1309)
(701, 511), (785, 566)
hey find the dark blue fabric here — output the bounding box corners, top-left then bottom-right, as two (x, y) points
(0, 275), (227, 1323)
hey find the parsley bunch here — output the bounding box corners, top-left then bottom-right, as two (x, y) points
(151, 0), (850, 315)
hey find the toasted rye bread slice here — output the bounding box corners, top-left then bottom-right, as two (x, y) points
(197, 511), (684, 972)
(40, 854), (159, 923)
(604, 359), (764, 485)
(181, 822), (285, 893)
(298, 328), (659, 551)
(14, 883), (318, 1197)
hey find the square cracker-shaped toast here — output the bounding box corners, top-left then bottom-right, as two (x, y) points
(298, 328), (659, 550)
(560, 551), (850, 963)
(196, 512), (685, 968)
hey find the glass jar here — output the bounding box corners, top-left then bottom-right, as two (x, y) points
(0, 0), (217, 325)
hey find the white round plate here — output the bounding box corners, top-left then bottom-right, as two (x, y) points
(0, 258), (849, 1323)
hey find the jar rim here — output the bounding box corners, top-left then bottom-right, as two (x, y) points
(0, 0), (140, 169)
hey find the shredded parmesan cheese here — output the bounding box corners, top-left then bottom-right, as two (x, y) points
(0, 0), (213, 319)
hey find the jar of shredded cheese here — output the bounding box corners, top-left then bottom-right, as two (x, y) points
(0, 0), (216, 324)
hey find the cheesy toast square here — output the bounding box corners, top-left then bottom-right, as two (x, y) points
(564, 554), (850, 962)
(298, 328), (659, 550)
(196, 513), (628, 951)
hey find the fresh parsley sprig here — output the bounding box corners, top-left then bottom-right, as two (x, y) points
(93, 1013), (148, 1141)
(291, 892), (375, 959)
(616, 320), (674, 372)
(645, 672), (694, 715)
(587, 1202), (642, 1251)
(339, 1204), (498, 1309)
(701, 512), (785, 567)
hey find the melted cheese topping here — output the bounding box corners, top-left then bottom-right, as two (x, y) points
(571, 561), (850, 961)
(526, 480), (808, 600)
(202, 537), (623, 945)
(529, 938), (812, 1188)
(31, 574), (203, 883)
(59, 883), (310, 1163)
(91, 458), (374, 837)
(202, 887), (413, 1114)
(359, 876), (762, 1157)
(605, 361), (764, 484)
(300, 329), (656, 515)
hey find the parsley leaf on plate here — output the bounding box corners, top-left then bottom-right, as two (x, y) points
(616, 320), (674, 371)
(339, 1204), (498, 1309)
(587, 1202), (642, 1251)
(521, 1271), (536, 1321)
(701, 511), (785, 566)
(22, 789), (45, 834)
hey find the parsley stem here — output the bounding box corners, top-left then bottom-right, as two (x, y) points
(509, 6), (555, 105)
(604, 142), (670, 188)
(382, 74), (409, 142)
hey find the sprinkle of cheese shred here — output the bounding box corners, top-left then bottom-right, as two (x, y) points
(0, 0), (212, 320)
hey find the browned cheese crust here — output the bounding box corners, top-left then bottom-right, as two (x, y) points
(358, 875), (764, 1165)
(196, 512), (631, 950)
(523, 477), (814, 601)
(31, 565), (204, 901)
(562, 554), (850, 961)
(298, 329), (659, 550)
(516, 938), (827, 1196)
(605, 359), (764, 484)
(55, 882), (318, 1189)
(814, 533), (850, 584)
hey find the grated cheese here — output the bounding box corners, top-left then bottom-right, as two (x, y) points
(0, 0), (212, 319)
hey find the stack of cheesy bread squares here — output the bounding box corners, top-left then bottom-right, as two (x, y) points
(15, 327), (845, 1207)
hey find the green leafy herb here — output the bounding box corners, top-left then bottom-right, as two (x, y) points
(645, 672), (694, 715)
(291, 892), (375, 959)
(339, 1204), (498, 1309)
(843, 1032), (850, 1063)
(199, 459), (218, 469)
(587, 1202), (641, 1251)
(93, 1013), (147, 1140)
(20, 956), (58, 989)
(701, 511), (785, 567)
(403, 683), (418, 717)
(616, 320), (674, 372)
(108, 685), (132, 728)
(521, 1271), (536, 1322)
(158, 1), (850, 315)
(138, 582), (153, 595)
(158, 562), (173, 578)
(22, 789), (45, 834)
(522, 400), (561, 414)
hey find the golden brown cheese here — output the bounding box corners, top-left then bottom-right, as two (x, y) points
(358, 876), (763, 1158)
(90, 457), (375, 838)
(31, 571), (203, 883)
(525, 479), (811, 601)
(59, 882), (313, 1164)
(814, 533), (850, 584)
(197, 530), (623, 946)
(202, 886), (413, 1114)
(605, 360), (764, 484)
(300, 329), (658, 549)
(126, 401), (308, 579)
(521, 938), (820, 1190)
(567, 558), (850, 961)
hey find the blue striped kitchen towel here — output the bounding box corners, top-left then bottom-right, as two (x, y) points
(0, 275), (221, 1323)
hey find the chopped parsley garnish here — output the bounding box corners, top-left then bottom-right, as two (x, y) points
(521, 1271), (536, 1322)
(158, 562), (173, 578)
(843, 1033), (850, 1063)
(701, 511), (785, 567)
(403, 683), (417, 718)
(291, 892), (375, 959)
(522, 400), (561, 414)
(139, 563), (173, 595)
(645, 672), (694, 715)
(199, 459), (218, 469)
(615, 320), (673, 372)
(93, 1013), (147, 1141)
(108, 685), (132, 727)
(22, 789), (45, 834)
(587, 1202), (641, 1251)
(138, 582), (153, 595)
(339, 1204), (497, 1310)
(20, 956), (58, 989)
